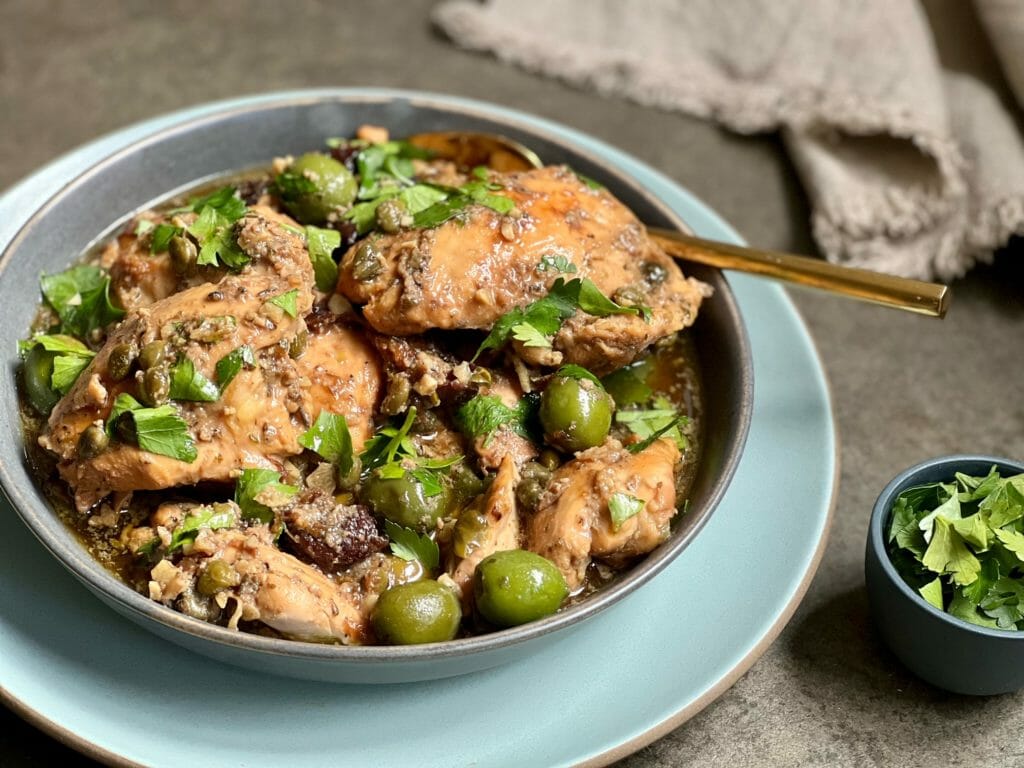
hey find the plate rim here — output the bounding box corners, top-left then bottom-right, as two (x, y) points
(0, 87), (836, 768)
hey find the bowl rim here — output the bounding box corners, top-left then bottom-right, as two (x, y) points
(0, 89), (754, 664)
(870, 453), (1024, 639)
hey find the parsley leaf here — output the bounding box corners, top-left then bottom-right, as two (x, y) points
(473, 277), (649, 360)
(19, 334), (96, 394)
(167, 503), (239, 553)
(385, 520), (439, 570)
(305, 225), (341, 292)
(215, 346), (256, 392)
(185, 186), (249, 269)
(299, 411), (354, 476)
(360, 407), (419, 472)
(609, 492), (645, 531)
(617, 397), (689, 453)
(105, 393), (196, 462)
(40, 265), (125, 340)
(234, 468), (298, 524)
(887, 467), (1024, 631)
(455, 393), (537, 443)
(169, 357), (219, 402)
(51, 355), (93, 394)
(267, 289), (299, 318)
(150, 223), (182, 254)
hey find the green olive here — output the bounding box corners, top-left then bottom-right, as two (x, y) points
(375, 198), (407, 233)
(139, 366), (170, 406)
(77, 424), (109, 459)
(473, 549), (569, 627)
(447, 462), (485, 510)
(197, 559), (241, 596)
(350, 239), (383, 282)
(107, 343), (137, 381)
(168, 235), (198, 275)
(138, 340), (169, 371)
(361, 471), (452, 531)
(22, 346), (60, 415)
(539, 374), (613, 453)
(372, 580), (461, 645)
(280, 153), (358, 224)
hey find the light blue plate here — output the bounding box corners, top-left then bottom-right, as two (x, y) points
(0, 91), (836, 767)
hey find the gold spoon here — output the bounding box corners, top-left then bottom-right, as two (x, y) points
(408, 131), (950, 318)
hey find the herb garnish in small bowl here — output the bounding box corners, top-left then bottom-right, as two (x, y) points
(865, 455), (1024, 695)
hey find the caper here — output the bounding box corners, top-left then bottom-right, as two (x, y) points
(138, 340), (169, 371)
(77, 424), (110, 459)
(361, 471), (452, 531)
(168, 235), (198, 275)
(288, 329), (308, 359)
(107, 343), (137, 381)
(139, 366), (170, 406)
(473, 549), (568, 627)
(197, 559), (241, 596)
(515, 461), (552, 512)
(538, 448), (561, 470)
(350, 239), (383, 281)
(279, 152), (358, 224)
(468, 368), (493, 387)
(380, 375), (411, 416)
(375, 198), (407, 234)
(539, 373), (614, 453)
(22, 346), (60, 415)
(447, 462), (485, 509)
(372, 580), (462, 645)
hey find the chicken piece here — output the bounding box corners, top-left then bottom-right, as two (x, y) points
(337, 165), (709, 371)
(104, 228), (182, 311)
(283, 489), (387, 574)
(470, 372), (538, 471)
(525, 437), (680, 590)
(153, 526), (369, 644)
(296, 320), (383, 450)
(448, 455), (521, 603)
(41, 208), (383, 510)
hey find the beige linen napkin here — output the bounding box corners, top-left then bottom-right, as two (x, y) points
(434, 0), (1024, 281)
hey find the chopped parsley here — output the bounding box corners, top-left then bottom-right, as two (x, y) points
(19, 334), (95, 394)
(609, 492), (645, 531)
(385, 519), (439, 570)
(299, 411), (354, 476)
(106, 393), (197, 462)
(455, 393), (537, 444)
(537, 255), (577, 274)
(305, 225), (341, 292)
(167, 503), (239, 553)
(473, 276), (650, 360)
(215, 345), (256, 392)
(168, 357), (219, 402)
(39, 265), (125, 340)
(150, 185), (250, 269)
(887, 467), (1024, 630)
(359, 407), (462, 497)
(267, 289), (299, 318)
(234, 468), (298, 524)
(616, 396), (689, 453)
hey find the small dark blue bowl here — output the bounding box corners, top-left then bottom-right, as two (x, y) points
(865, 454), (1024, 695)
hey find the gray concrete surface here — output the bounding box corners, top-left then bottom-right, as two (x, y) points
(2, 1), (1023, 766)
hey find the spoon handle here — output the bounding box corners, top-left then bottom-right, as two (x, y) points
(648, 228), (950, 318)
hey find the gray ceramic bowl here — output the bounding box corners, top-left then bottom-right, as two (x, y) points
(865, 455), (1024, 695)
(0, 92), (753, 684)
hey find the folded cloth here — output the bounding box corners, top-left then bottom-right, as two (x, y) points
(434, 0), (1024, 280)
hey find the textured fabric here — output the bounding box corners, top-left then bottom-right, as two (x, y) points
(434, 0), (1024, 280)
